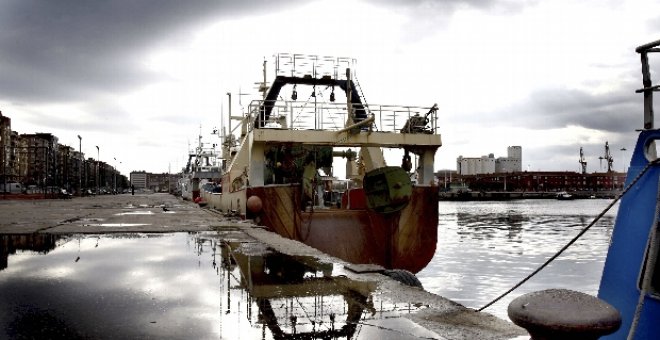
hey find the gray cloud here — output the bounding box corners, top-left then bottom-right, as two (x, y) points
(469, 82), (641, 134)
(525, 87), (640, 133)
(18, 102), (138, 134)
(466, 36), (660, 136)
(0, 0), (303, 104)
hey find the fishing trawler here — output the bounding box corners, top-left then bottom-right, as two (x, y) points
(203, 54), (442, 273)
(179, 132), (222, 201)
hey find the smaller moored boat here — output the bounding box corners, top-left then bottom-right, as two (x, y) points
(555, 191), (574, 200)
(178, 132), (223, 201)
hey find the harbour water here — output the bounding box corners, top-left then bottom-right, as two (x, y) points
(418, 199), (618, 321)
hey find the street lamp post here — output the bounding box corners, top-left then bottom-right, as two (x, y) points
(96, 145), (99, 195)
(65, 147), (69, 192)
(77, 135), (82, 196)
(113, 157), (117, 194)
(620, 147), (627, 173)
(2, 145), (6, 196)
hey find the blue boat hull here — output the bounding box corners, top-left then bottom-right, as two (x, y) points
(598, 129), (660, 339)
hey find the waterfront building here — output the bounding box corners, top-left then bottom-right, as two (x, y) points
(495, 146), (522, 173)
(56, 145), (77, 192)
(0, 111), (127, 195)
(457, 154), (496, 175)
(455, 171), (626, 193)
(0, 112), (13, 189)
(18, 133), (59, 192)
(71, 150), (85, 194)
(146, 172), (178, 192)
(130, 171), (147, 189)
(457, 146), (522, 175)
(0, 113), (10, 171)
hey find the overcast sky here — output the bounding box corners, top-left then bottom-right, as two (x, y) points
(1, 0), (659, 176)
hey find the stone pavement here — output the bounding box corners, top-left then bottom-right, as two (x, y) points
(0, 193), (233, 234)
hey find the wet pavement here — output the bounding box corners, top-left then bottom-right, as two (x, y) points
(0, 194), (525, 339)
(0, 193), (225, 234)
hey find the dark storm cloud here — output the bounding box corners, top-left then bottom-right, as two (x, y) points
(495, 39), (659, 135)
(526, 87), (640, 133)
(29, 103), (137, 133)
(0, 0), (303, 103)
(478, 84), (642, 134)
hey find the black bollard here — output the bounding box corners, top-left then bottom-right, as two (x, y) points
(508, 289), (621, 340)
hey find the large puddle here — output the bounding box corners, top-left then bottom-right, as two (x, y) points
(0, 232), (441, 339)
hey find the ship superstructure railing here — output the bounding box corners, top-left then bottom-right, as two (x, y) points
(245, 99), (438, 135)
(275, 53), (356, 81)
(273, 53), (373, 116)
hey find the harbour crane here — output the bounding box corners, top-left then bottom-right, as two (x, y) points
(604, 141), (614, 173)
(579, 147), (587, 174)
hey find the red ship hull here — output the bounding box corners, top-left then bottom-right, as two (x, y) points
(247, 185), (439, 273)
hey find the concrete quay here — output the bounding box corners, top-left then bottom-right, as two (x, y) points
(0, 193), (525, 340)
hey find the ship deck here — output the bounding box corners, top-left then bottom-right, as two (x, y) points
(252, 127), (442, 148)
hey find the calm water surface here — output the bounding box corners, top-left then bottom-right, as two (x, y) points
(417, 199), (618, 321)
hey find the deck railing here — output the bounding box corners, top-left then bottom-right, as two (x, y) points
(275, 53), (356, 80)
(245, 99), (439, 135)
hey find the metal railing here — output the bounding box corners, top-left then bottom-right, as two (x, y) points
(275, 53), (356, 80)
(245, 99), (439, 134)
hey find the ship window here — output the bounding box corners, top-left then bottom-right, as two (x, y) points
(645, 139), (659, 162)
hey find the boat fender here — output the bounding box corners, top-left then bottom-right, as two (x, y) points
(247, 195), (263, 213)
(383, 269), (423, 288)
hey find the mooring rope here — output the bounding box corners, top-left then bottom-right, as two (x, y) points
(477, 158), (660, 312)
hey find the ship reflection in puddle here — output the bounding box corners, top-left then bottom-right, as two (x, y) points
(221, 241), (372, 339)
(0, 233), (436, 339)
(208, 237), (436, 340)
